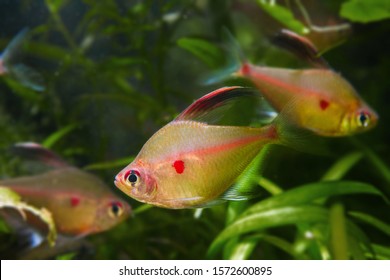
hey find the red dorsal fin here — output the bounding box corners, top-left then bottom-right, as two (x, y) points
(271, 29), (330, 69)
(175, 86), (276, 126)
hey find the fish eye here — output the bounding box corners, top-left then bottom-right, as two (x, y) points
(125, 170), (139, 184)
(357, 112), (370, 128)
(108, 202), (123, 218)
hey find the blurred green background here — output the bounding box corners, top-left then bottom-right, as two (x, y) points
(0, 0), (389, 259)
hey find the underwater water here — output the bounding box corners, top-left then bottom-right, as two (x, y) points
(0, 0), (389, 260)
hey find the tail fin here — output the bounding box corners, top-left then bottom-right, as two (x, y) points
(1, 28), (45, 91)
(202, 28), (248, 85)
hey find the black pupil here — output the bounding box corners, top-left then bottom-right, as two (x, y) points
(128, 173), (138, 183)
(359, 113), (367, 125)
(111, 204), (120, 216)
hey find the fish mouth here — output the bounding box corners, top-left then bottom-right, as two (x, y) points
(114, 175), (126, 192)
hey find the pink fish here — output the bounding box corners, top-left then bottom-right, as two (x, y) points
(205, 29), (378, 137)
(1, 143), (131, 237)
(115, 87), (299, 209)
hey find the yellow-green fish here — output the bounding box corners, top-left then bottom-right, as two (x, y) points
(206, 29), (378, 137)
(1, 143), (131, 237)
(115, 87), (294, 209)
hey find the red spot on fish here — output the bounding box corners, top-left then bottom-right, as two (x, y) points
(241, 63), (251, 75)
(70, 196), (80, 207)
(173, 160), (185, 174)
(319, 99), (330, 110)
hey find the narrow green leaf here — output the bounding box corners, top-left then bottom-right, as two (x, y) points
(340, 0), (390, 23)
(329, 202), (348, 260)
(45, 0), (68, 13)
(227, 237), (258, 260)
(42, 123), (78, 149)
(321, 151), (364, 181)
(256, 0), (309, 34)
(369, 244), (390, 259)
(207, 205), (329, 258)
(56, 252), (77, 260)
(176, 37), (224, 68)
(133, 204), (153, 215)
(349, 211), (390, 236)
(0, 218), (11, 233)
(258, 176), (283, 195)
(3, 78), (43, 102)
(345, 219), (373, 259)
(350, 138), (390, 196)
(348, 235), (366, 260)
(83, 156), (135, 170)
(242, 181), (383, 217)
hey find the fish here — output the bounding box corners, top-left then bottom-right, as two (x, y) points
(114, 86), (301, 209)
(0, 143), (131, 238)
(0, 28), (45, 91)
(205, 29), (378, 137)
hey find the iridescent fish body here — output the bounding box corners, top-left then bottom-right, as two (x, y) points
(206, 30), (378, 137)
(115, 87), (290, 209)
(1, 144), (131, 236)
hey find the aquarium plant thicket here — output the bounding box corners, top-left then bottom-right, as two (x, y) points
(0, 0), (389, 260)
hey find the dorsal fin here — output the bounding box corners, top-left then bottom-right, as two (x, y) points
(271, 29), (330, 69)
(10, 142), (69, 168)
(175, 86), (277, 126)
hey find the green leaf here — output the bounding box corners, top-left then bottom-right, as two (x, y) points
(56, 252), (77, 260)
(2, 78), (43, 102)
(227, 237), (258, 260)
(42, 123), (79, 149)
(321, 151), (364, 181)
(207, 205), (329, 258)
(329, 202), (348, 259)
(226, 234), (298, 260)
(45, 0), (69, 14)
(133, 204), (154, 215)
(349, 138), (390, 196)
(0, 187), (57, 246)
(176, 37), (224, 68)
(242, 181), (383, 217)
(340, 0), (390, 23)
(256, 0), (309, 34)
(83, 156), (135, 170)
(0, 218), (11, 233)
(349, 211), (390, 236)
(369, 244), (390, 259)
(345, 219), (373, 259)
